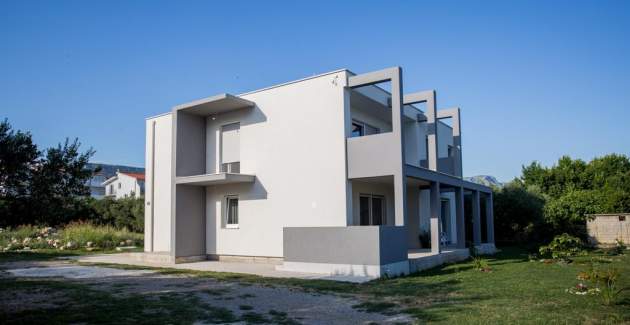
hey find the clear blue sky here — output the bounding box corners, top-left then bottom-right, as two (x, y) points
(1, 1), (629, 181)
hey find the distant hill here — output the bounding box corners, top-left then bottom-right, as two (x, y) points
(464, 175), (503, 188)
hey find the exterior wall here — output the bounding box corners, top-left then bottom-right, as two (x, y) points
(204, 71), (350, 258)
(280, 226), (409, 277)
(587, 214), (630, 245)
(144, 114), (172, 253)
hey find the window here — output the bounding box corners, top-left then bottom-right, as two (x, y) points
(359, 194), (385, 226)
(118, 183), (121, 189)
(351, 120), (379, 138)
(221, 162), (240, 173)
(225, 196), (239, 228)
(109, 184), (114, 194)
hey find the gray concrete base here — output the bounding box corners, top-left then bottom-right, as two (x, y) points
(175, 255), (207, 264)
(475, 243), (497, 255)
(408, 248), (470, 273)
(208, 254), (283, 265)
(133, 252), (174, 264)
(276, 260), (409, 279)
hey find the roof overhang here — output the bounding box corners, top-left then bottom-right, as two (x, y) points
(175, 173), (255, 186)
(174, 93), (255, 116)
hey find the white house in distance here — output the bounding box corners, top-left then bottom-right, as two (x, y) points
(144, 67), (496, 279)
(102, 172), (145, 199)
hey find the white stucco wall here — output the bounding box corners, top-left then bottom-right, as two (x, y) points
(105, 173), (142, 199)
(144, 114), (173, 253)
(204, 71), (350, 257)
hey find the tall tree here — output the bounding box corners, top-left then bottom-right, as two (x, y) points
(0, 119), (39, 225)
(0, 119), (95, 227)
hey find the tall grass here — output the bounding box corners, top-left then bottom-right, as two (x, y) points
(0, 222), (143, 251)
(61, 222), (143, 248)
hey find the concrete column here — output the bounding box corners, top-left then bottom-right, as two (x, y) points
(485, 192), (495, 244)
(391, 68), (407, 226)
(394, 175), (407, 226)
(452, 109), (463, 177)
(430, 181), (441, 254)
(472, 190), (481, 245)
(455, 186), (465, 249)
(425, 91), (438, 171)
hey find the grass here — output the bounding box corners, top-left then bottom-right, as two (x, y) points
(1, 247), (629, 323)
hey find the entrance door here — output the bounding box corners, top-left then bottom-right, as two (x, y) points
(359, 194), (385, 226)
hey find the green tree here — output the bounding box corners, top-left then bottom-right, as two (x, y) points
(0, 119), (96, 227)
(493, 182), (547, 244)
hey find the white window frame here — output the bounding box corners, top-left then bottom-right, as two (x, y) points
(224, 195), (239, 229)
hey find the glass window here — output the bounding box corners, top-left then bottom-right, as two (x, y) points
(226, 196), (239, 227)
(371, 197), (384, 225)
(359, 194), (385, 226)
(351, 120), (379, 138)
(359, 196), (370, 225)
(351, 122), (364, 137)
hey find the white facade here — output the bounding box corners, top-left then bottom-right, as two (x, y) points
(103, 172), (145, 199)
(144, 67), (495, 273)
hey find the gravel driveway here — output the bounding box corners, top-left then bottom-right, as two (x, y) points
(0, 260), (413, 324)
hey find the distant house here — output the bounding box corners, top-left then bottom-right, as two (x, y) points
(85, 163), (144, 199)
(102, 172), (145, 199)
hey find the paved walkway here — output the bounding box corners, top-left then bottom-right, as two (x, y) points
(74, 253), (374, 283)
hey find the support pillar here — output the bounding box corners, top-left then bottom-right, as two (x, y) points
(455, 186), (465, 249)
(430, 181), (441, 254)
(485, 192), (495, 244)
(472, 190), (481, 245)
(425, 91), (438, 171)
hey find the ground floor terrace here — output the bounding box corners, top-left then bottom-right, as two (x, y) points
(277, 166), (496, 279)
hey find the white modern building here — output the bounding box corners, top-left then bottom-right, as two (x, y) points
(103, 171), (145, 199)
(144, 67), (496, 278)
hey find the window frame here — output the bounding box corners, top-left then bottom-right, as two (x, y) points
(224, 195), (239, 229)
(358, 193), (386, 226)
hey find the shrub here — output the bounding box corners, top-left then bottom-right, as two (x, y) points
(89, 197), (144, 232)
(539, 233), (583, 262)
(587, 267), (628, 305)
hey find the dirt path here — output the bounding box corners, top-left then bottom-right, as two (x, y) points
(0, 260), (413, 324)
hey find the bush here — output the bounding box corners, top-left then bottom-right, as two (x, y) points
(493, 182), (547, 245)
(539, 233), (583, 261)
(89, 197), (144, 232)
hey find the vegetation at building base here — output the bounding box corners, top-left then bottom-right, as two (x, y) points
(493, 154), (630, 247)
(0, 223), (143, 253)
(0, 119), (144, 235)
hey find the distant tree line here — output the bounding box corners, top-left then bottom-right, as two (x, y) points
(493, 154), (630, 246)
(0, 119), (143, 232)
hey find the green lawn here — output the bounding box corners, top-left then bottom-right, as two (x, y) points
(1, 247), (629, 324)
